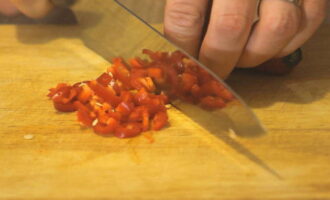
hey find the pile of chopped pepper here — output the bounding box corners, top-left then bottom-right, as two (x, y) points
(48, 50), (234, 138)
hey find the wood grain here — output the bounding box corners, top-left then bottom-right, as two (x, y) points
(0, 1), (330, 199)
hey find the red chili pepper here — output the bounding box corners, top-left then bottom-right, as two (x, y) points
(112, 58), (131, 89)
(48, 83), (68, 98)
(53, 102), (77, 112)
(200, 96), (226, 110)
(88, 80), (121, 107)
(48, 84), (79, 112)
(96, 73), (113, 87)
(147, 67), (163, 80)
(180, 73), (198, 92)
(152, 111), (168, 131)
(114, 122), (143, 138)
(93, 118), (118, 135)
(128, 106), (145, 122)
(74, 101), (94, 126)
(116, 101), (135, 116)
(78, 84), (93, 103)
(142, 108), (150, 131)
(48, 49), (235, 139)
(129, 58), (144, 68)
(134, 88), (151, 105)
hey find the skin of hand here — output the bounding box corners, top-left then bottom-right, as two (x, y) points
(0, 0), (53, 18)
(164, 0), (328, 78)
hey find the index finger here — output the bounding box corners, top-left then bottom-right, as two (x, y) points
(199, 0), (257, 78)
(164, 0), (209, 57)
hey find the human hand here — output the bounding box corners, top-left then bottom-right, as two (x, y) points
(164, 0), (328, 78)
(0, 0), (54, 18)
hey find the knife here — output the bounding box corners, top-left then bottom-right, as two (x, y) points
(69, 0), (266, 137)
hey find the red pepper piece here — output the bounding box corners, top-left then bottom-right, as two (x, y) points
(142, 109), (150, 131)
(74, 101), (95, 126)
(151, 111), (168, 131)
(116, 101), (135, 116)
(92, 103), (113, 124)
(151, 93), (169, 105)
(107, 66), (116, 78)
(200, 80), (234, 101)
(164, 64), (179, 87)
(88, 80), (121, 107)
(182, 59), (199, 75)
(93, 118), (118, 135)
(130, 68), (148, 80)
(191, 84), (202, 99)
(111, 81), (122, 95)
(198, 68), (214, 84)
(200, 96), (226, 110)
(47, 83), (68, 98)
(146, 98), (166, 116)
(181, 72), (198, 92)
(143, 49), (167, 61)
(108, 111), (123, 121)
(114, 122), (143, 138)
(147, 67), (163, 80)
(128, 106), (145, 122)
(129, 58), (144, 68)
(120, 91), (134, 103)
(49, 84), (79, 112)
(139, 77), (156, 92)
(53, 102), (77, 112)
(134, 88), (150, 105)
(112, 58), (131, 89)
(96, 73), (113, 87)
(51, 86), (77, 104)
(130, 77), (155, 92)
(78, 85), (93, 103)
(171, 50), (187, 63)
(219, 88), (235, 102)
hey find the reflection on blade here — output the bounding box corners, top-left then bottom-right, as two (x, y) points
(71, 0), (266, 137)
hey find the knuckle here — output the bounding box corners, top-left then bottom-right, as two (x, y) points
(212, 14), (252, 38)
(165, 2), (205, 37)
(264, 13), (299, 35)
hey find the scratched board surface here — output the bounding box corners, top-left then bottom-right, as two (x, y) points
(1, 3), (330, 200)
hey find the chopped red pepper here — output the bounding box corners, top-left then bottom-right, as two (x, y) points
(74, 101), (95, 126)
(93, 118), (118, 135)
(88, 80), (120, 107)
(129, 58), (144, 68)
(114, 122), (143, 138)
(48, 49), (235, 138)
(48, 83), (79, 112)
(96, 73), (113, 87)
(200, 96), (226, 110)
(152, 111), (168, 131)
(53, 102), (77, 112)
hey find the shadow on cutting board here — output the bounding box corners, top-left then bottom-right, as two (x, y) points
(227, 24), (330, 109)
(0, 7), (102, 45)
(173, 103), (283, 179)
(0, 7), (77, 25)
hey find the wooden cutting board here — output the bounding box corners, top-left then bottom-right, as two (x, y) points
(1, 5), (330, 200)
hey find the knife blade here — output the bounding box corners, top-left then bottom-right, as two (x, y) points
(71, 0), (266, 137)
